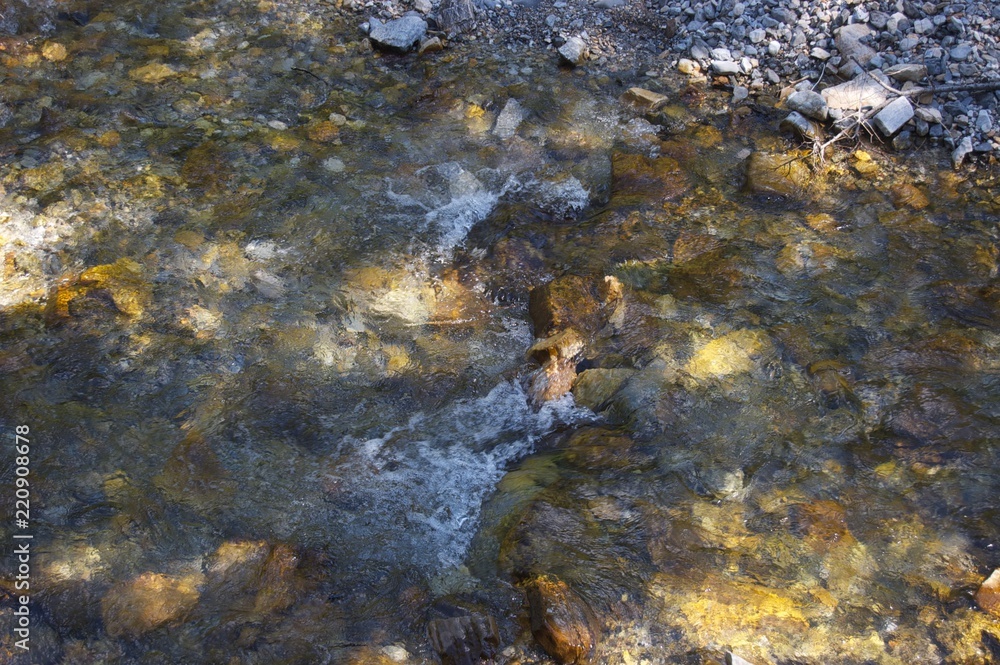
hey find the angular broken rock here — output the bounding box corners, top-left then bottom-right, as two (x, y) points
(873, 96), (914, 136)
(558, 36), (588, 66)
(368, 16), (427, 52)
(785, 89), (828, 121)
(885, 63), (927, 82)
(622, 87), (668, 110)
(437, 0), (475, 35)
(492, 98), (524, 139)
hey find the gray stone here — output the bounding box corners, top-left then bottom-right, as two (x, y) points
(811, 47), (831, 60)
(493, 99), (524, 139)
(869, 10), (890, 29)
(913, 17), (934, 34)
(780, 111), (824, 141)
(711, 60), (742, 74)
(768, 40), (781, 56)
(749, 28), (766, 44)
(711, 47), (733, 61)
(595, 0), (624, 7)
(836, 23), (876, 66)
(414, 0), (432, 13)
(914, 106), (942, 124)
(899, 36), (919, 51)
(950, 43), (972, 60)
(951, 136), (973, 167)
(771, 7), (797, 24)
(977, 110), (993, 133)
(873, 96), (914, 136)
(886, 12), (909, 33)
(691, 43), (710, 60)
(558, 36), (589, 66)
(368, 16), (427, 52)
(438, 0), (476, 34)
(885, 63), (927, 82)
(732, 85), (749, 103)
(786, 89), (828, 120)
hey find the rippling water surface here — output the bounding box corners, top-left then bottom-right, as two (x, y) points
(1, 0), (1000, 663)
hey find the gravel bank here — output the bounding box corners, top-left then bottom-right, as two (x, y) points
(351, 0), (1000, 164)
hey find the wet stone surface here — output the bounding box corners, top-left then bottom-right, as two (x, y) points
(1, 0), (1000, 664)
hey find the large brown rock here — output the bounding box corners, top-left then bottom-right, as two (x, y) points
(529, 275), (622, 337)
(524, 575), (599, 664)
(610, 152), (690, 202)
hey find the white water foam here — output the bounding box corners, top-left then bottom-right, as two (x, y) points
(386, 162), (521, 252)
(334, 380), (592, 569)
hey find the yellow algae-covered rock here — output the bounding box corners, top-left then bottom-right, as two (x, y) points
(890, 182), (931, 210)
(935, 607), (1000, 664)
(46, 258), (151, 322)
(307, 120), (340, 143)
(745, 151), (812, 198)
(129, 62), (178, 84)
(685, 329), (772, 380)
(101, 572), (201, 637)
(41, 41), (68, 62)
(78, 258), (151, 318)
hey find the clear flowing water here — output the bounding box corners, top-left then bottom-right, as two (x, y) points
(1, 1), (1000, 663)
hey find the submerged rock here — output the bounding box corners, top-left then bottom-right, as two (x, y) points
(524, 575), (599, 664)
(45, 258), (152, 323)
(427, 613), (500, 665)
(610, 152), (690, 202)
(202, 540), (301, 617)
(744, 151), (811, 199)
(368, 16), (427, 52)
(101, 572), (201, 637)
(529, 275), (622, 338)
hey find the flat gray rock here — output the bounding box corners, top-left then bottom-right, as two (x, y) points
(873, 96), (914, 136)
(368, 16), (427, 52)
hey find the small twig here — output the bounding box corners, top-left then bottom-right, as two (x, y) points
(291, 67), (331, 87)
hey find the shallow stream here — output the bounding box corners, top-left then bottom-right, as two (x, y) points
(2, 1), (1000, 663)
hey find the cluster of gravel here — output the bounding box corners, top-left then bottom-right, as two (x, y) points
(350, 0), (1000, 162)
